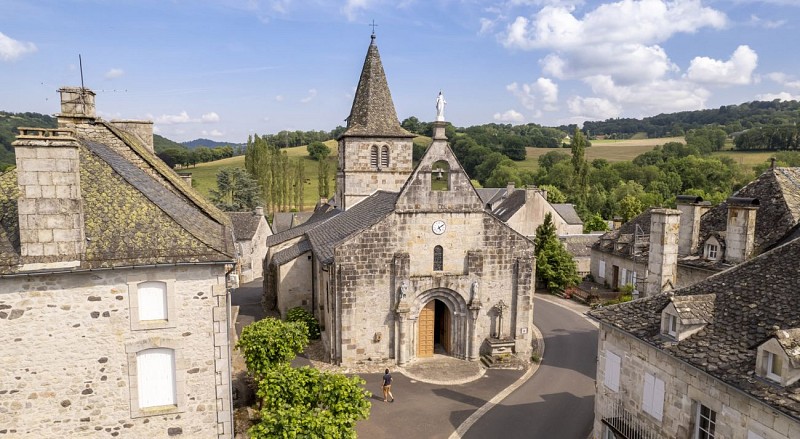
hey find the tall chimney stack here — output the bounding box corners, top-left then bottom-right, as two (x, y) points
(645, 209), (681, 296)
(725, 197), (758, 264)
(13, 128), (85, 269)
(675, 195), (710, 256)
(57, 87), (96, 127)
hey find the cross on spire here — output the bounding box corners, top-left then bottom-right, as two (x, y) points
(370, 20), (378, 42)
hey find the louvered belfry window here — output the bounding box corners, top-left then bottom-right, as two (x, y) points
(370, 145), (379, 168)
(381, 145), (390, 168)
(433, 245), (443, 271)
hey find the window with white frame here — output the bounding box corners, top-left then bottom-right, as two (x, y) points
(766, 351), (783, 382)
(667, 313), (678, 338)
(695, 403), (716, 439)
(137, 281), (167, 321)
(705, 243), (718, 260)
(604, 351), (621, 392)
(136, 348), (176, 409)
(642, 372), (665, 421)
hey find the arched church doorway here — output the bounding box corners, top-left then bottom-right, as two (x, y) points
(417, 299), (452, 357)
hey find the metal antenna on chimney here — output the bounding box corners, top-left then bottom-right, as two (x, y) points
(78, 54), (87, 115)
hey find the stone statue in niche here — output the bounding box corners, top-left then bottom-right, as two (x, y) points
(435, 91), (446, 122)
(399, 280), (408, 301)
(470, 280), (480, 303)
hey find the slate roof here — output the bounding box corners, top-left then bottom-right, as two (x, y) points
(342, 37), (413, 138)
(553, 204), (583, 225)
(561, 234), (601, 257)
(698, 167), (800, 255)
(665, 293), (716, 325)
(476, 188), (505, 207)
(592, 208), (653, 262)
(306, 191), (398, 264)
(272, 239), (312, 266)
(228, 212), (264, 241)
(491, 190), (526, 222)
(589, 236), (800, 421)
(265, 207), (340, 247)
(774, 329), (800, 369)
(0, 125), (234, 274)
(271, 211), (315, 234)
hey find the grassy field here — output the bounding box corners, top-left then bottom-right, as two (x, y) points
(518, 137), (685, 171)
(712, 150), (774, 166)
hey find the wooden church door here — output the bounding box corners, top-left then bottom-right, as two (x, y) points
(418, 301), (435, 357)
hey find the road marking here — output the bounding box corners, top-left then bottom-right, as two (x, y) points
(448, 323), (545, 439)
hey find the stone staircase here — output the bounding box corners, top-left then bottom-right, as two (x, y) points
(480, 353), (528, 369)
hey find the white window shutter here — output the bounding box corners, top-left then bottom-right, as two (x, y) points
(599, 260), (606, 278)
(620, 268), (627, 286)
(642, 373), (654, 415)
(138, 281), (168, 321)
(653, 376), (664, 421)
(604, 351), (620, 392)
(137, 348), (176, 408)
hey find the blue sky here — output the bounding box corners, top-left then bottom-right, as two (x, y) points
(1, 0), (799, 143)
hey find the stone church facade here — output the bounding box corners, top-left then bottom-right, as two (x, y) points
(265, 35), (536, 367)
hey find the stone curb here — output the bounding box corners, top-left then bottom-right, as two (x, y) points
(398, 364), (487, 386)
(447, 322), (546, 439)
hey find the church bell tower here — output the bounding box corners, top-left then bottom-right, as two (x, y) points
(335, 33), (415, 211)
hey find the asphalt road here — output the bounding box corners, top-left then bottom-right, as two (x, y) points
(462, 298), (598, 439)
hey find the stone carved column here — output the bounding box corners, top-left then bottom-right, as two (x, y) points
(396, 301), (411, 366)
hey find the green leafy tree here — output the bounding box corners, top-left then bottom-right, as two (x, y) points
(210, 167), (261, 211)
(236, 318), (309, 379)
(616, 195), (643, 222)
(318, 158), (331, 198)
(249, 364), (371, 439)
(539, 184), (566, 203)
(307, 141), (331, 161)
(583, 213), (609, 233)
(534, 213), (580, 293)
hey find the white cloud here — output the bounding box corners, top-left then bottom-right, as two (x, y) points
(104, 68), (124, 79)
(201, 129), (224, 137)
(493, 109), (525, 122)
(582, 74), (711, 115)
(499, 0), (726, 86)
(506, 77), (559, 112)
(201, 112), (220, 123)
(275, 95), (284, 102)
(687, 45), (758, 85)
(766, 72), (800, 90)
(755, 92), (800, 101)
(0, 31), (37, 61)
(300, 88), (318, 103)
(342, 0), (373, 21)
(154, 111), (220, 125)
(156, 111), (192, 125)
(748, 14), (785, 29)
(567, 96), (621, 120)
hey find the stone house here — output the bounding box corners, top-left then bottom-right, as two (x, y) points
(0, 88), (236, 438)
(477, 184), (584, 237)
(264, 35), (536, 367)
(588, 236), (800, 439)
(228, 207), (271, 283)
(590, 167), (800, 296)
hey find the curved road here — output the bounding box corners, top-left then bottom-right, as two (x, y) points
(463, 297), (598, 439)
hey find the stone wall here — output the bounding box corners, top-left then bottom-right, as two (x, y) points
(277, 252), (313, 317)
(594, 325), (800, 439)
(590, 249), (647, 291)
(236, 217), (270, 284)
(0, 265), (232, 438)
(332, 210), (535, 366)
(336, 136), (412, 211)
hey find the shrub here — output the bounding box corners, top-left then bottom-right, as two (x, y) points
(287, 307), (321, 340)
(236, 318), (309, 379)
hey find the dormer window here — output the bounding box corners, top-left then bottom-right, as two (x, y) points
(667, 313), (678, 338)
(766, 351), (783, 382)
(705, 243), (718, 260)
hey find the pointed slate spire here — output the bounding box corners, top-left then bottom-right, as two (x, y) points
(343, 36), (412, 138)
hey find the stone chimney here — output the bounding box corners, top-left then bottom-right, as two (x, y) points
(725, 197), (759, 264)
(675, 195), (710, 256)
(57, 87), (96, 127)
(110, 120), (154, 153)
(506, 182), (515, 197)
(254, 206), (264, 217)
(12, 128), (85, 269)
(178, 172), (192, 186)
(645, 209), (681, 297)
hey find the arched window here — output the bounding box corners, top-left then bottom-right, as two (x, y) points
(381, 145), (390, 168)
(370, 145), (379, 168)
(433, 245), (443, 271)
(431, 160), (450, 191)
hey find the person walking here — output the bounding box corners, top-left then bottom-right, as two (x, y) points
(382, 368), (394, 403)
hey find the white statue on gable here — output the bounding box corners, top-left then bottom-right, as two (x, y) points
(435, 91), (446, 122)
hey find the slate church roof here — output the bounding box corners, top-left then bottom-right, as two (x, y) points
(0, 122), (235, 274)
(341, 36), (413, 138)
(589, 236), (800, 421)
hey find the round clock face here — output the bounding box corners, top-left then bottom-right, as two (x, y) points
(432, 220), (446, 235)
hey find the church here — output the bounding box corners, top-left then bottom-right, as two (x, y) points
(264, 34), (537, 366)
